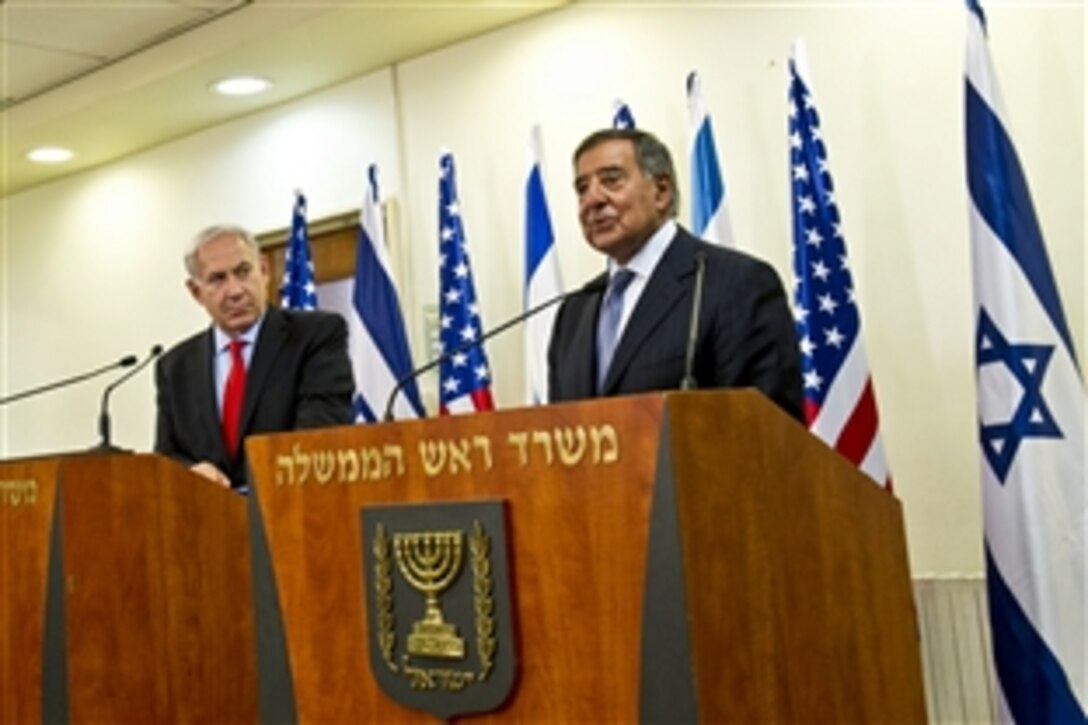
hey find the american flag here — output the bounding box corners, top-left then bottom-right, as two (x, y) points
(280, 191), (317, 310)
(437, 151), (494, 415)
(966, 2), (1085, 719)
(788, 41), (890, 489)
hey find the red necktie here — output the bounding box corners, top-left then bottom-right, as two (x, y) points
(221, 340), (247, 458)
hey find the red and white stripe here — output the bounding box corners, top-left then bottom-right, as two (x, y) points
(808, 339), (891, 489)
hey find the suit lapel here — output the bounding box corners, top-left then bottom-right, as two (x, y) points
(602, 231), (696, 393)
(241, 307), (286, 437)
(572, 278), (606, 398)
(195, 328), (227, 460)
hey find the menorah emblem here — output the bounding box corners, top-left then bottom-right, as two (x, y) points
(394, 529), (466, 659)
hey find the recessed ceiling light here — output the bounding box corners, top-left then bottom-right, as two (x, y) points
(211, 76), (272, 96)
(27, 147), (74, 163)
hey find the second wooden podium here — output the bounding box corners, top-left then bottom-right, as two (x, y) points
(244, 390), (925, 722)
(0, 453), (257, 722)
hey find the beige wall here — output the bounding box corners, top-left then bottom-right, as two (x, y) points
(1, 3), (1083, 577)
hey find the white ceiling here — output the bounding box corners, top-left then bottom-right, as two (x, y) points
(1, 0), (568, 197)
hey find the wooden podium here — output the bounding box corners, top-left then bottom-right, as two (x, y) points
(244, 390), (926, 722)
(0, 453), (257, 723)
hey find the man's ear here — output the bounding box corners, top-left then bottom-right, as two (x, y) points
(653, 174), (674, 213)
(185, 278), (201, 303)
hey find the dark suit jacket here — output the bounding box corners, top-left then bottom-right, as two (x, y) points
(548, 226), (802, 420)
(154, 307), (355, 488)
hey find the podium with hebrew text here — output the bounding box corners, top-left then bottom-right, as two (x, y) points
(244, 390), (926, 722)
(0, 454), (258, 723)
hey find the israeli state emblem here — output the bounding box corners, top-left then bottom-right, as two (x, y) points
(361, 501), (516, 719)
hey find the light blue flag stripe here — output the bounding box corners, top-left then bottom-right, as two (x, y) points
(690, 121), (724, 237)
(687, 71), (726, 241)
(353, 165), (424, 420)
(525, 165), (553, 284)
(524, 126), (563, 405)
(965, 83), (1078, 365)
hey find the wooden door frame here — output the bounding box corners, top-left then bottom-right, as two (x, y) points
(256, 210), (360, 300)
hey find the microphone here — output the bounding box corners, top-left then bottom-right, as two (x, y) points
(0, 354), (138, 407)
(680, 250), (708, 391)
(93, 344), (164, 452)
(382, 276), (608, 421)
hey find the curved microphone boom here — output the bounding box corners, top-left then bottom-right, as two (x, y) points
(0, 354), (138, 407)
(95, 344), (164, 452)
(382, 277), (607, 422)
(680, 250), (708, 391)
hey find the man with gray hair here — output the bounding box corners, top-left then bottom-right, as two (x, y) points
(548, 128), (802, 419)
(155, 224), (354, 490)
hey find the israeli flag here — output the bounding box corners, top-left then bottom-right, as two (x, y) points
(687, 70), (734, 247)
(966, 2), (1085, 721)
(524, 125), (564, 404)
(318, 165), (424, 422)
(612, 99), (636, 129)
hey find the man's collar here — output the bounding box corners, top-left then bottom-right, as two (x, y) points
(608, 219), (677, 279)
(213, 309), (266, 352)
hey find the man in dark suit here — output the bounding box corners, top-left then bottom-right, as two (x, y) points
(155, 224), (354, 489)
(549, 128), (802, 419)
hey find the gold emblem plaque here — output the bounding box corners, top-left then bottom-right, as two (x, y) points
(362, 501), (515, 719)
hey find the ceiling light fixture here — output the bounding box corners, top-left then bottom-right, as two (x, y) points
(27, 147), (75, 163)
(211, 76), (273, 96)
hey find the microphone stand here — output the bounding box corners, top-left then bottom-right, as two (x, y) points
(680, 250), (708, 391)
(0, 356), (137, 407)
(382, 277), (607, 421)
(89, 345), (163, 454)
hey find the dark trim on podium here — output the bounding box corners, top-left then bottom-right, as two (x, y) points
(640, 411), (699, 722)
(247, 476), (298, 722)
(42, 478), (70, 723)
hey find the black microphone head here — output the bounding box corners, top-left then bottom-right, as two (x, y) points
(119, 355), (139, 367)
(150, 344), (164, 356)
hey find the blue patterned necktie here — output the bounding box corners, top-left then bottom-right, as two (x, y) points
(597, 268), (636, 391)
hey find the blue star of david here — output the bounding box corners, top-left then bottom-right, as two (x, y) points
(976, 309), (1063, 483)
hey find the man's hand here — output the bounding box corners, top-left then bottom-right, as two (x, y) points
(190, 461), (232, 488)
